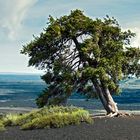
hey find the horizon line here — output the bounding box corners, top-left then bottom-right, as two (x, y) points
(0, 72), (44, 75)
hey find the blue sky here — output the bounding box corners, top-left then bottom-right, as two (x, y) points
(0, 0), (140, 73)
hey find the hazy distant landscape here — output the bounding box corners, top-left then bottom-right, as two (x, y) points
(0, 74), (139, 112)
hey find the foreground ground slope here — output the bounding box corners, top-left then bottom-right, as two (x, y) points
(0, 116), (140, 140)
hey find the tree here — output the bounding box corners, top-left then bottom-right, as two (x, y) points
(21, 10), (140, 117)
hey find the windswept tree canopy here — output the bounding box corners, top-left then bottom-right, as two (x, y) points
(22, 10), (140, 108)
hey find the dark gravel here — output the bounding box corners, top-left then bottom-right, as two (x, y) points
(0, 116), (140, 140)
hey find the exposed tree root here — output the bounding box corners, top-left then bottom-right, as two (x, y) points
(106, 111), (131, 117)
(91, 111), (131, 119)
(106, 112), (118, 117)
(116, 112), (131, 117)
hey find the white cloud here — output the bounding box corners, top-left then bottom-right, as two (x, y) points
(130, 27), (140, 47)
(122, 25), (140, 48)
(0, 0), (37, 40)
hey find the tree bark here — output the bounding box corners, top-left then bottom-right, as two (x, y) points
(103, 87), (119, 117)
(92, 79), (111, 114)
(92, 79), (119, 116)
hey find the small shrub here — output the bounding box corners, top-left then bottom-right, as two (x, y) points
(1, 106), (93, 130)
(3, 113), (22, 126)
(0, 121), (5, 131)
(21, 106), (93, 130)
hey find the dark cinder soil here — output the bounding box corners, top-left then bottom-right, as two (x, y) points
(0, 116), (140, 140)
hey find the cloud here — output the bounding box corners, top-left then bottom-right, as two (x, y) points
(123, 26), (140, 48)
(130, 27), (140, 47)
(0, 0), (37, 40)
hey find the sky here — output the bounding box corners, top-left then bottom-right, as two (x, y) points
(0, 0), (140, 74)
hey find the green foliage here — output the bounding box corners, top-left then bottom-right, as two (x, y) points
(3, 114), (22, 126)
(1, 106), (92, 130)
(0, 121), (5, 131)
(21, 9), (140, 107)
(21, 109), (92, 130)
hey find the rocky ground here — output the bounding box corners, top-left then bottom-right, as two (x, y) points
(0, 115), (140, 140)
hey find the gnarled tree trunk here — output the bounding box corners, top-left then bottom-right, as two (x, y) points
(103, 87), (119, 117)
(92, 79), (119, 117)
